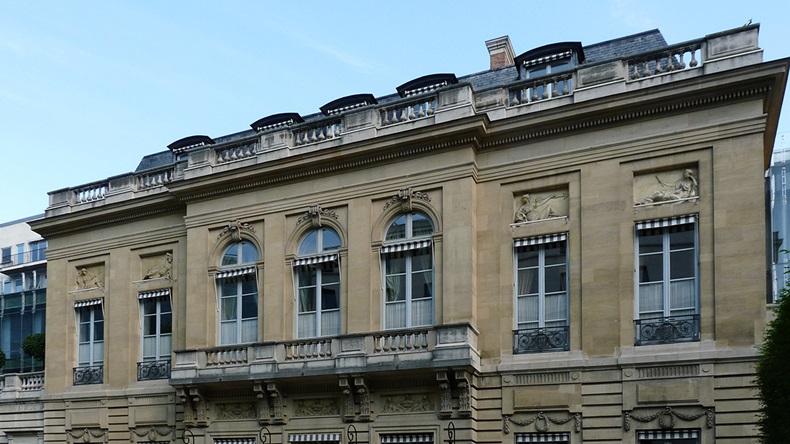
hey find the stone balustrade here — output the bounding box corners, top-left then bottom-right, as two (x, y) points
(380, 97), (436, 126)
(508, 72), (574, 106)
(171, 323), (478, 383)
(0, 372), (44, 400)
(216, 140), (259, 163)
(74, 181), (108, 204)
(293, 120), (343, 146)
(137, 168), (173, 190)
(627, 41), (704, 80)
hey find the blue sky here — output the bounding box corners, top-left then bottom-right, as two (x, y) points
(2, 0), (789, 221)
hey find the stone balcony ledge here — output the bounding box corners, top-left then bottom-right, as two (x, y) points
(0, 371), (44, 400)
(170, 323), (479, 385)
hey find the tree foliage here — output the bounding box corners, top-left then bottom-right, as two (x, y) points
(756, 287), (790, 443)
(0, 349), (5, 369)
(22, 333), (45, 362)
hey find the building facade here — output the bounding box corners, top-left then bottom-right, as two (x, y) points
(31, 25), (788, 444)
(0, 216), (47, 443)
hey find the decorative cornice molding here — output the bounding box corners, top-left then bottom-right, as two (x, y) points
(36, 204), (184, 237)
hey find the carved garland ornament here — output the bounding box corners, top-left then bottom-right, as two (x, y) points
(503, 412), (582, 434)
(294, 399), (340, 416)
(129, 425), (176, 442)
(297, 204), (339, 228)
(383, 188), (431, 213)
(382, 394), (433, 413)
(67, 428), (108, 443)
(623, 406), (714, 431)
(218, 219), (255, 240)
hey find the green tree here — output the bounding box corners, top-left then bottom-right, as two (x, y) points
(756, 288), (790, 443)
(22, 333), (45, 362)
(0, 349), (5, 369)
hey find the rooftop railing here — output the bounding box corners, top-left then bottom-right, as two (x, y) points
(0, 246), (47, 270)
(627, 40), (704, 81)
(0, 371), (45, 400)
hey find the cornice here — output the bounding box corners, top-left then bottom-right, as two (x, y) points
(31, 201), (185, 238)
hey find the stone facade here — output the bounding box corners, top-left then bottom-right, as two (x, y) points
(30, 25), (789, 444)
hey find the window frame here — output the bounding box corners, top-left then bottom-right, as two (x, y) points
(381, 212), (435, 330)
(77, 304), (104, 368)
(294, 227), (342, 338)
(139, 294), (172, 362)
(216, 241), (260, 345)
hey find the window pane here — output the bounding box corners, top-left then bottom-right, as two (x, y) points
(321, 310), (340, 336)
(94, 320), (104, 341)
(299, 268), (317, 287)
(143, 315), (156, 336)
(220, 280), (237, 296)
(670, 250), (695, 279)
(321, 284), (340, 310)
(241, 294), (257, 319)
(79, 323), (90, 342)
(161, 312), (172, 334)
(639, 254), (663, 283)
(241, 241), (259, 263)
(517, 295), (538, 324)
(411, 298), (432, 326)
(544, 242), (566, 265)
(411, 270), (433, 300)
(639, 229), (663, 254)
(298, 313), (316, 338)
(94, 309), (103, 321)
(241, 319), (257, 342)
(639, 282), (664, 315)
(78, 343), (90, 364)
(544, 293), (567, 323)
(160, 335), (172, 357)
(517, 269), (539, 295)
(221, 245), (238, 266)
(669, 224), (694, 249)
(299, 288), (316, 312)
(142, 300), (157, 315)
(411, 249), (432, 272)
(670, 280), (696, 311)
(241, 278), (257, 295)
(386, 254), (406, 274)
(222, 297), (238, 321)
(321, 263), (340, 283)
(299, 231), (318, 255)
(322, 228), (341, 251)
(220, 322), (237, 345)
(142, 336), (156, 358)
(544, 265), (566, 293)
(161, 299), (172, 314)
(385, 301), (406, 329)
(386, 215), (407, 240)
(517, 248), (539, 268)
(385, 275), (406, 302)
(411, 213), (433, 237)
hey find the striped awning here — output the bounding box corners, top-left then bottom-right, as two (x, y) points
(288, 433), (342, 442)
(213, 439), (256, 444)
(636, 214), (697, 230)
(514, 233), (567, 248)
(74, 298), (102, 308)
(637, 429), (699, 440)
(381, 239), (432, 254)
(515, 433), (570, 443)
(293, 254), (338, 267)
(216, 266), (256, 279)
(522, 50), (573, 67)
(137, 288), (171, 300)
(380, 434), (433, 444)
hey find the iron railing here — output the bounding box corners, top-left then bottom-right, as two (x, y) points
(513, 325), (570, 354)
(137, 360), (171, 381)
(73, 365), (103, 385)
(634, 314), (700, 345)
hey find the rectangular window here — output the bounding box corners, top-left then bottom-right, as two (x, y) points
(30, 240), (47, 262)
(514, 234), (569, 353)
(138, 290), (172, 380)
(15, 244), (24, 265)
(635, 216), (699, 345)
(74, 300), (104, 384)
(219, 273), (258, 345)
(296, 261), (341, 338)
(383, 245), (434, 329)
(1, 247), (10, 264)
(637, 429), (700, 444)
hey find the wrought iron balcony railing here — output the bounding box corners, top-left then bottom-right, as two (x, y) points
(513, 325), (570, 354)
(634, 314), (700, 346)
(137, 360), (172, 381)
(73, 365), (103, 385)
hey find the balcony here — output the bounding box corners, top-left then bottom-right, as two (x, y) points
(0, 371), (44, 400)
(171, 323), (479, 385)
(137, 360), (171, 381)
(513, 325), (570, 354)
(634, 314), (700, 346)
(0, 246), (47, 272)
(73, 365), (103, 385)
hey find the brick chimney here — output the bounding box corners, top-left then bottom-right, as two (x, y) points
(486, 36), (515, 70)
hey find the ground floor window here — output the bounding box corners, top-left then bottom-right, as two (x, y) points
(213, 439), (256, 444)
(515, 432), (569, 443)
(288, 433), (342, 444)
(637, 429), (699, 444)
(380, 434), (434, 444)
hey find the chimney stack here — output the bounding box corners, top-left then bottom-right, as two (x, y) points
(486, 36), (515, 70)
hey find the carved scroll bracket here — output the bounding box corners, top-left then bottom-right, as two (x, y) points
(384, 188), (431, 213)
(297, 204), (338, 228)
(218, 219), (255, 240)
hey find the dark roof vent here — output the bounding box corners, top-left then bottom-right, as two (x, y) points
(396, 73), (458, 98)
(514, 42), (585, 69)
(167, 135), (215, 154)
(250, 113), (305, 132)
(319, 94), (378, 116)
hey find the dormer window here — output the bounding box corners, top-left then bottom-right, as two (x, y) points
(514, 42), (585, 81)
(319, 94), (378, 116)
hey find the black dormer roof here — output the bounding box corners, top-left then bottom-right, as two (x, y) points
(167, 135), (215, 154)
(250, 113), (305, 132)
(514, 41), (585, 68)
(319, 94), (378, 116)
(396, 73), (459, 98)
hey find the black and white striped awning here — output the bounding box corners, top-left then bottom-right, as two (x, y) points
(288, 433), (342, 442)
(213, 439), (256, 444)
(137, 288), (171, 300)
(514, 233), (567, 248)
(216, 266), (256, 279)
(380, 434), (433, 444)
(293, 254), (338, 267)
(636, 214), (697, 230)
(637, 429), (699, 440)
(522, 50), (573, 68)
(74, 298), (102, 308)
(381, 239), (432, 254)
(514, 432), (570, 443)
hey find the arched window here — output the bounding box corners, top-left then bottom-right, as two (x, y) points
(382, 212), (434, 329)
(217, 241), (259, 345)
(294, 228), (341, 338)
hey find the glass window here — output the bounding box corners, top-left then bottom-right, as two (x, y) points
(296, 228), (341, 338)
(217, 241), (259, 345)
(514, 238), (569, 353)
(1, 247), (10, 264)
(140, 298), (172, 361)
(77, 305), (104, 367)
(637, 429), (700, 444)
(382, 212), (434, 329)
(635, 221), (699, 345)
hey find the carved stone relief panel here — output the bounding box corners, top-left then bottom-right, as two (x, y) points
(215, 402), (257, 420)
(293, 398), (340, 417)
(381, 394), (433, 413)
(634, 168), (698, 206)
(513, 189), (569, 223)
(142, 252), (173, 280)
(74, 264), (105, 291)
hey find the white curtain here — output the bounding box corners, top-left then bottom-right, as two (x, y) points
(638, 282), (663, 317)
(411, 299), (433, 327)
(385, 301), (406, 329)
(670, 280), (696, 316)
(321, 310), (340, 336)
(241, 319), (257, 343)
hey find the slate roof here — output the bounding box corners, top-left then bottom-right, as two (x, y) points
(135, 29), (668, 173)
